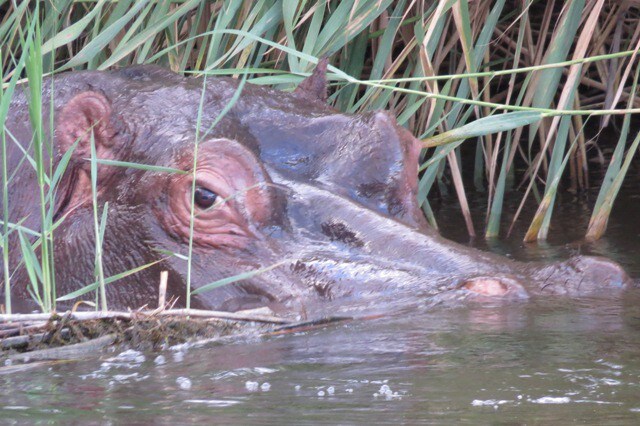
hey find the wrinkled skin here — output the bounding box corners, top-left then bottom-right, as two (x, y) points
(0, 64), (633, 316)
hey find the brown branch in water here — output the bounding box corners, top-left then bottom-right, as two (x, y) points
(0, 322), (49, 338)
(158, 270), (168, 309)
(0, 309), (289, 325)
(7, 334), (118, 362)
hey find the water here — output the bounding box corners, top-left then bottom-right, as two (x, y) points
(1, 183), (639, 424)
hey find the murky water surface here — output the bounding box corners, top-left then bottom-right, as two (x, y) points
(1, 182), (639, 424)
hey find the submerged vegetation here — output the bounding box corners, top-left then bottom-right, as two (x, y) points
(1, 0), (639, 315)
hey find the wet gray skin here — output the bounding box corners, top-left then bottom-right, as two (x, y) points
(0, 63), (632, 316)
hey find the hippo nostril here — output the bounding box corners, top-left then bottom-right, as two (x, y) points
(463, 277), (509, 296)
(534, 255), (631, 296)
(568, 256), (631, 291)
(461, 276), (530, 300)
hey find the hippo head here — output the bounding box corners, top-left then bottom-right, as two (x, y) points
(4, 63), (632, 315)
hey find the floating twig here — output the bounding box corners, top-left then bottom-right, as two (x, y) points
(158, 270), (168, 309)
(6, 334), (117, 362)
(0, 322), (48, 338)
(0, 308), (289, 325)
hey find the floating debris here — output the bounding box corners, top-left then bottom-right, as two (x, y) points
(0, 310), (356, 371)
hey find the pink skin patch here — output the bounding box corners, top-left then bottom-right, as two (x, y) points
(160, 138), (273, 249)
(461, 276), (530, 300)
(463, 278), (510, 297)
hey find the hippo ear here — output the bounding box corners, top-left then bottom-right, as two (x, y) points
(294, 57), (329, 102)
(56, 91), (116, 159)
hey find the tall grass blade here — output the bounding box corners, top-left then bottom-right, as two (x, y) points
(423, 112), (543, 147)
(193, 260), (288, 295)
(186, 75), (247, 310)
(57, 259), (164, 302)
(90, 132), (107, 311)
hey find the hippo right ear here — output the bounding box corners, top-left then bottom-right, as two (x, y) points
(56, 91), (117, 160)
(294, 57), (329, 102)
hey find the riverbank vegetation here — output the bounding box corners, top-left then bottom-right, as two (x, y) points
(1, 0), (639, 318)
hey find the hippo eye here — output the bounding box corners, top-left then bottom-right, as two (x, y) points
(193, 186), (219, 209)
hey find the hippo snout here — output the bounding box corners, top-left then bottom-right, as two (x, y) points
(532, 255), (631, 296)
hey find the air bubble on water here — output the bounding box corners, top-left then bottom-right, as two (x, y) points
(607, 363), (623, 370)
(517, 395), (523, 400)
(173, 351), (184, 363)
(327, 386), (335, 395)
(531, 396), (570, 404)
(154, 355), (166, 366)
(176, 377), (192, 390)
(379, 384), (391, 393)
(113, 373), (139, 383)
(318, 390), (325, 397)
(345, 388), (353, 393)
(261, 382), (271, 391)
(111, 349), (145, 363)
(4, 359), (12, 366)
(373, 393), (379, 398)
(294, 385), (301, 391)
(245, 381), (259, 392)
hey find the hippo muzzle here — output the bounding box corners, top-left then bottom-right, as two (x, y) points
(257, 179), (632, 314)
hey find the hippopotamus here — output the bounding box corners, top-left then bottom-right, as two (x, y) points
(0, 62), (632, 315)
